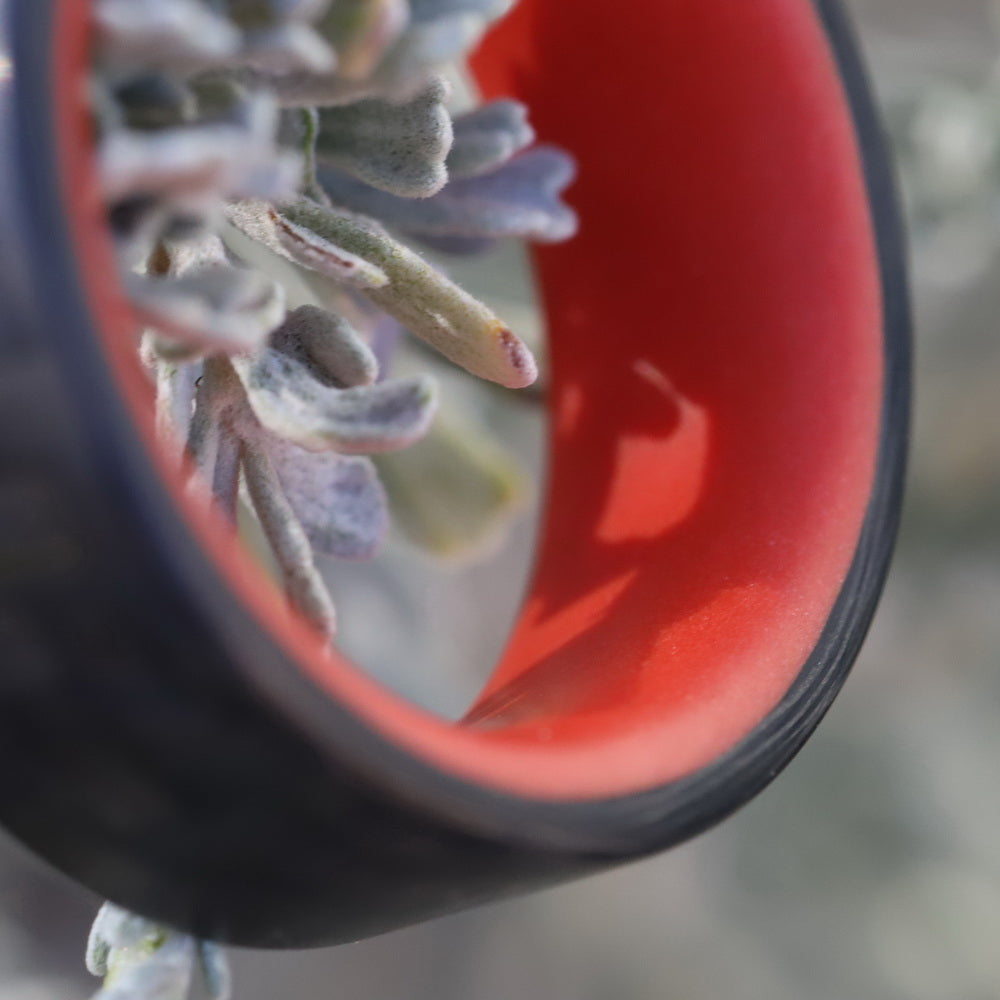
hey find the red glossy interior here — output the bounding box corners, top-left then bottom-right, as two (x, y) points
(58, 0), (882, 799)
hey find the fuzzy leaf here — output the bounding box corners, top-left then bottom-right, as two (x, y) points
(109, 191), (223, 270)
(447, 100), (534, 179)
(101, 102), (301, 205)
(276, 198), (538, 387)
(319, 145), (578, 243)
(225, 199), (389, 287)
(272, 304), (379, 388)
(86, 904), (207, 1000)
(95, 0), (241, 65)
(267, 435), (389, 558)
(88, 905), (160, 959)
(101, 125), (241, 202)
(242, 439), (338, 637)
(316, 77), (452, 197)
(162, 233), (218, 274)
(127, 257), (285, 355)
(92, 936), (196, 1000)
(234, 348), (437, 452)
(86, 904), (128, 977)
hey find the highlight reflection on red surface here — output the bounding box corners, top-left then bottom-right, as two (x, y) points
(466, 0), (882, 771)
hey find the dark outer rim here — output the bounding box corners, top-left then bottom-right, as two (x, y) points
(0, 0), (910, 947)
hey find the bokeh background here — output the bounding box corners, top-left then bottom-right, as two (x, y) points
(4, 0), (1000, 996)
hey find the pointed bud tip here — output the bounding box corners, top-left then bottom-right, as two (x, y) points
(496, 326), (538, 389)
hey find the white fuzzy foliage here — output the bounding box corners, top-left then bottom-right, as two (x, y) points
(128, 249), (286, 356)
(86, 904), (230, 1000)
(100, 97), (302, 204)
(234, 347), (438, 453)
(275, 198), (539, 387)
(316, 76), (453, 197)
(272, 304), (379, 387)
(320, 144), (578, 244)
(225, 199), (390, 287)
(446, 100), (535, 179)
(267, 435), (390, 558)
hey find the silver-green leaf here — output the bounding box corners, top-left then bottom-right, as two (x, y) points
(316, 77), (453, 197)
(446, 100), (535, 179)
(319, 145), (578, 243)
(225, 199), (390, 287)
(276, 198), (539, 387)
(267, 434), (390, 558)
(234, 348), (438, 453)
(128, 241), (286, 355)
(242, 438), (339, 636)
(101, 105), (300, 205)
(272, 304), (379, 388)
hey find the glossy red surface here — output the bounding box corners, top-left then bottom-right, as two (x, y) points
(61, 0), (882, 799)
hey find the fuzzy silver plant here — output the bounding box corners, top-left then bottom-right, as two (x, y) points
(87, 0), (576, 996)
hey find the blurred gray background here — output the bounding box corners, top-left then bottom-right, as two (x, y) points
(4, 0), (1000, 996)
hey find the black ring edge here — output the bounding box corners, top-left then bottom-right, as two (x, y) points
(0, 0), (910, 947)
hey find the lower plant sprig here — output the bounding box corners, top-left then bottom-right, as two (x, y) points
(87, 903), (231, 1000)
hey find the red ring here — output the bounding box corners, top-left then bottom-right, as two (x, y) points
(58, 0), (882, 800)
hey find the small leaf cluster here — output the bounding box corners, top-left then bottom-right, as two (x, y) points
(94, 0), (576, 637)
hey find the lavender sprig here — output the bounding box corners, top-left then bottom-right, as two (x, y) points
(87, 0), (578, 995)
